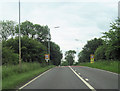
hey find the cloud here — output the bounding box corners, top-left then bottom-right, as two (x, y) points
(0, 1), (118, 61)
(0, 2), (18, 21)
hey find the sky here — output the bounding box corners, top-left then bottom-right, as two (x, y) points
(0, 0), (119, 61)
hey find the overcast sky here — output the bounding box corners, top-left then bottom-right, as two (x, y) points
(0, 0), (119, 61)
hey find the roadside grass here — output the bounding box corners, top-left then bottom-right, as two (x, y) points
(77, 60), (119, 74)
(2, 62), (55, 89)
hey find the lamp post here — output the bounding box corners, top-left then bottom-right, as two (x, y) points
(47, 26), (60, 65)
(19, 0), (21, 69)
(47, 29), (51, 65)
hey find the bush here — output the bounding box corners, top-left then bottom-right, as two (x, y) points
(105, 45), (120, 60)
(2, 36), (47, 64)
(95, 45), (106, 60)
(61, 61), (68, 66)
(2, 47), (18, 65)
(2, 62), (42, 79)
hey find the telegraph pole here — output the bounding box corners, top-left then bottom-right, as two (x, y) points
(19, 0), (21, 69)
(48, 29), (50, 65)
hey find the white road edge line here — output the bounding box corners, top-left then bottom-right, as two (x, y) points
(69, 66), (96, 91)
(85, 78), (89, 81)
(19, 68), (52, 90)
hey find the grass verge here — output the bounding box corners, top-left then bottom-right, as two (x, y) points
(2, 62), (55, 89)
(77, 60), (119, 74)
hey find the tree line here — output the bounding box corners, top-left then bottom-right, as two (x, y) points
(78, 18), (120, 63)
(62, 18), (120, 66)
(0, 20), (63, 65)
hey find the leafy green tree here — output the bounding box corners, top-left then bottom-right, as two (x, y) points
(79, 18), (120, 62)
(3, 36), (47, 63)
(78, 51), (86, 62)
(15, 21), (34, 37)
(50, 42), (63, 66)
(78, 38), (104, 62)
(34, 24), (49, 42)
(65, 50), (76, 65)
(1, 20), (63, 65)
(2, 37), (19, 53)
(2, 47), (18, 65)
(95, 45), (106, 60)
(15, 21), (49, 42)
(102, 18), (120, 60)
(73, 62), (79, 65)
(42, 41), (63, 66)
(61, 61), (68, 66)
(0, 20), (16, 40)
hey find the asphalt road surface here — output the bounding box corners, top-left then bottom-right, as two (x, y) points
(19, 66), (119, 90)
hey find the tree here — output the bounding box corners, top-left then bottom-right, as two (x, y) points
(15, 20), (34, 37)
(21, 36), (47, 63)
(15, 21), (49, 42)
(102, 18), (120, 60)
(78, 38), (104, 62)
(42, 41), (63, 66)
(65, 50), (76, 65)
(2, 47), (18, 65)
(95, 45), (106, 60)
(1, 20), (63, 65)
(61, 61), (68, 66)
(34, 24), (49, 42)
(50, 42), (63, 66)
(78, 51), (86, 63)
(0, 20), (16, 40)
(3, 36), (47, 63)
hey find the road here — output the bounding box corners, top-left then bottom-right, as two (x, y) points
(19, 66), (119, 90)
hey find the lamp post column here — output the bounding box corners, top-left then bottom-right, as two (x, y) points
(48, 29), (51, 64)
(19, 0), (22, 69)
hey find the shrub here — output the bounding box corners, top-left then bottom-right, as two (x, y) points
(2, 47), (18, 65)
(95, 45), (106, 60)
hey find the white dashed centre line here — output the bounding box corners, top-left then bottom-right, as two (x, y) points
(69, 66), (96, 91)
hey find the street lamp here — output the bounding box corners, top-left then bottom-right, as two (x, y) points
(47, 29), (51, 64)
(47, 26), (60, 65)
(19, 0), (21, 69)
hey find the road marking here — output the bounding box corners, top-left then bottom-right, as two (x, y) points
(85, 78), (89, 81)
(19, 68), (52, 90)
(69, 66), (96, 91)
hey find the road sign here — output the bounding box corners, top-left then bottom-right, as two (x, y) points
(90, 54), (94, 63)
(45, 54), (50, 62)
